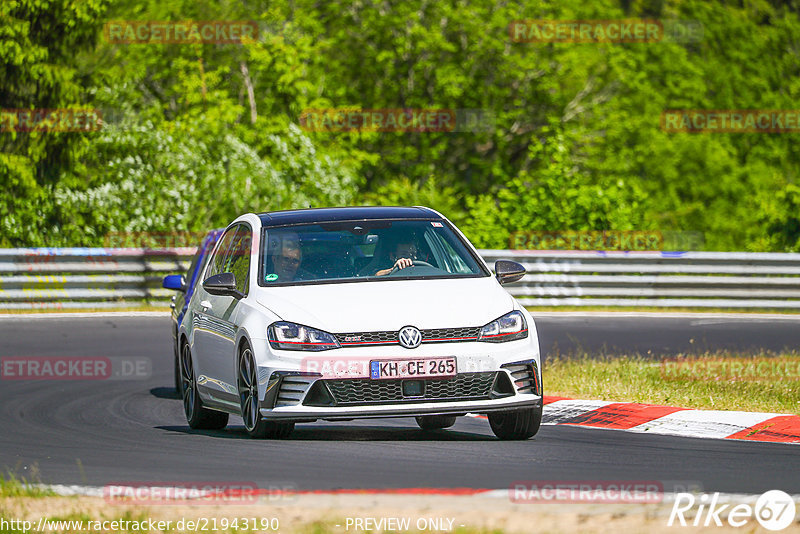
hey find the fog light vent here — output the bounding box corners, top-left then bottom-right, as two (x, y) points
(276, 376), (315, 407)
(502, 361), (541, 395)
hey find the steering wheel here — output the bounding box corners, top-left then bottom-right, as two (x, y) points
(388, 259), (434, 274)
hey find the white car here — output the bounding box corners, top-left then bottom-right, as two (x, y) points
(180, 206), (542, 439)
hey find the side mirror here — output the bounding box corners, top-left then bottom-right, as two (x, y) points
(202, 273), (244, 299)
(162, 274), (186, 292)
(495, 260), (526, 285)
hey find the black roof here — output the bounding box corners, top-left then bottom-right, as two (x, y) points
(257, 206), (441, 227)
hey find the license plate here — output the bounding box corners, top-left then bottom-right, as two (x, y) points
(370, 357), (456, 380)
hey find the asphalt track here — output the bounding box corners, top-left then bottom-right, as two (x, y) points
(0, 313), (798, 494)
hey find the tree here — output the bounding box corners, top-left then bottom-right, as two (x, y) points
(0, 0), (108, 246)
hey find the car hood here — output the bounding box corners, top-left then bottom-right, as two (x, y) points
(254, 277), (515, 332)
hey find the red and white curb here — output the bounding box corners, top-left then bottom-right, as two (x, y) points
(471, 396), (800, 444)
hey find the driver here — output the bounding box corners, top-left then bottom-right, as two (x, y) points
(375, 239), (418, 276)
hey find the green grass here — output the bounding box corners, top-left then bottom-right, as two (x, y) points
(0, 474), (53, 498)
(545, 351), (800, 414)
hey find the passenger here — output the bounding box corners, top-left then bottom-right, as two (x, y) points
(271, 235), (313, 282)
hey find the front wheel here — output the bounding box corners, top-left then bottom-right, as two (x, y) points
(416, 415), (457, 430)
(173, 351), (182, 396)
(488, 404), (542, 440)
(238, 343), (294, 439)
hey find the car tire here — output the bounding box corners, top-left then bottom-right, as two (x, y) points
(488, 404), (542, 440)
(181, 341), (229, 430)
(173, 326), (183, 396)
(415, 415), (457, 430)
(238, 342), (294, 439)
(174, 351), (182, 397)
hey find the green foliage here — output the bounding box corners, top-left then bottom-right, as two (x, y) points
(0, 0), (109, 246)
(2, 0), (800, 250)
(458, 126), (650, 248)
(52, 113), (360, 245)
(360, 176), (465, 221)
(755, 183), (800, 252)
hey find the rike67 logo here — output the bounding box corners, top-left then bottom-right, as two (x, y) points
(668, 490), (796, 531)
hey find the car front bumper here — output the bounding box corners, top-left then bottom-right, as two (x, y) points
(258, 393), (542, 421)
(250, 334), (542, 422)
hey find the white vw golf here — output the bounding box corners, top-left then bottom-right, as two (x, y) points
(180, 206), (542, 439)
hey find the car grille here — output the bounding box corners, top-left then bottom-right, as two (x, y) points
(319, 372), (498, 406)
(335, 326), (481, 346)
(336, 331), (397, 344)
(423, 327), (481, 341)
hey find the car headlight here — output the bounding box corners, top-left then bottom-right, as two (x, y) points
(478, 310), (528, 343)
(268, 321), (341, 351)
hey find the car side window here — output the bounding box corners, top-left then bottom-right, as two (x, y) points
(205, 226), (238, 280)
(224, 225), (251, 295)
(184, 248), (203, 282)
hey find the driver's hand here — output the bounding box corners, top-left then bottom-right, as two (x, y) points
(394, 257), (413, 270)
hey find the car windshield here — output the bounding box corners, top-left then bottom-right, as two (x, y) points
(259, 219), (487, 285)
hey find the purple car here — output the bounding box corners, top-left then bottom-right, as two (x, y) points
(162, 229), (224, 393)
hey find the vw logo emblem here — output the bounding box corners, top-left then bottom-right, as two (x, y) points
(398, 326), (422, 349)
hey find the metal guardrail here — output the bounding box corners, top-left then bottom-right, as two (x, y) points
(0, 248), (195, 309)
(2, 248), (800, 309)
(482, 250), (800, 308)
